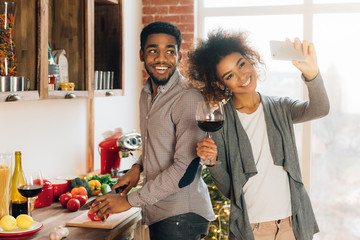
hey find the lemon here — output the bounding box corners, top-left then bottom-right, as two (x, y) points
(16, 214), (35, 229)
(0, 215), (17, 231)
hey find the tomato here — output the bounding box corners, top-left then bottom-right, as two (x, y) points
(67, 198), (81, 212)
(71, 186), (87, 197)
(74, 195), (87, 207)
(87, 202), (109, 222)
(59, 193), (72, 207)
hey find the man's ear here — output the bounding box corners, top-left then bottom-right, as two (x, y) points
(139, 49), (144, 62)
(178, 51), (183, 63)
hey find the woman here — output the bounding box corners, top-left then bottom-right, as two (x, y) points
(187, 29), (329, 240)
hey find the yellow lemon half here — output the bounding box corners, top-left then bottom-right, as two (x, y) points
(0, 215), (17, 231)
(16, 214), (35, 229)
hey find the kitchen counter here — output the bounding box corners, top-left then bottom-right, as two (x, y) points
(27, 201), (145, 240)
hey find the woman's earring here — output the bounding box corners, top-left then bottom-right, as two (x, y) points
(225, 87), (232, 96)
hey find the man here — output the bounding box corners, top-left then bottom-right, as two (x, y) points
(90, 21), (215, 240)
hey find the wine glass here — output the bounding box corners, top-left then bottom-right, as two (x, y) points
(196, 101), (225, 165)
(17, 170), (43, 216)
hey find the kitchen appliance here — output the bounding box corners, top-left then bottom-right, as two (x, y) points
(99, 132), (142, 175)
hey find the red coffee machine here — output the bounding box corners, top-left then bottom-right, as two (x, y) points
(99, 132), (142, 175)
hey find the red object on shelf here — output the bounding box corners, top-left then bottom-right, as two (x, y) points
(99, 134), (122, 175)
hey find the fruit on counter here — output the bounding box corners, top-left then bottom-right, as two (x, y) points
(70, 186), (88, 197)
(66, 198), (80, 212)
(16, 214), (35, 229)
(88, 180), (101, 196)
(101, 183), (111, 195)
(59, 192), (72, 208)
(87, 202), (109, 222)
(70, 178), (92, 197)
(0, 215), (17, 231)
(73, 195), (87, 207)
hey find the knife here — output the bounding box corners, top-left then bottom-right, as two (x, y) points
(80, 185), (128, 210)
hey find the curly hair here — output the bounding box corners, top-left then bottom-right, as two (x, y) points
(187, 29), (264, 102)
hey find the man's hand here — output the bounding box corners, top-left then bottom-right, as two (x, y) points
(112, 164), (142, 195)
(88, 194), (131, 218)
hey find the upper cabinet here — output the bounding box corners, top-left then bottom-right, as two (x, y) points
(94, 0), (123, 96)
(0, 0), (123, 102)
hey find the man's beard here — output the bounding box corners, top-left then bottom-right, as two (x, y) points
(144, 64), (176, 86)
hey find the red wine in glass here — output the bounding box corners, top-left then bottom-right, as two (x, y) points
(196, 101), (224, 165)
(17, 170), (43, 217)
(197, 119), (224, 133)
(18, 185), (43, 198)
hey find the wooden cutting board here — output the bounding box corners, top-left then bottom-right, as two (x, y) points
(65, 207), (139, 229)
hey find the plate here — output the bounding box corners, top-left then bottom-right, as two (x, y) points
(0, 222), (43, 239)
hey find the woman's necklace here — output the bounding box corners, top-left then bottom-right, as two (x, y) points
(235, 101), (260, 110)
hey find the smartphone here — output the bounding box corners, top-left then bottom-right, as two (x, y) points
(269, 40), (305, 61)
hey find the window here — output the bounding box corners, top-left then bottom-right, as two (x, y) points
(197, 0), (360, 238)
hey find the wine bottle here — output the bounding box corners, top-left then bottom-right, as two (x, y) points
(10, 151), (28, 218)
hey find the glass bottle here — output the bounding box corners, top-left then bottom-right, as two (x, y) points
(10, 151), (27, 218)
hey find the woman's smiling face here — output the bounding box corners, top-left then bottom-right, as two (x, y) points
(216, 52), (257, 95)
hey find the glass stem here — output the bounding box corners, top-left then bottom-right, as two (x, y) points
(28, 197), (32, 216)
(206, 132), (212, 138)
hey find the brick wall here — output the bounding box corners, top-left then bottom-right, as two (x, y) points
(141, 0), (195, 80)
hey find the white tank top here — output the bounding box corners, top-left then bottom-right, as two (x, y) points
(237, 103), (292, 223)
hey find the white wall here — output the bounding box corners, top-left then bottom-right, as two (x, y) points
(0, 0), (143, 179)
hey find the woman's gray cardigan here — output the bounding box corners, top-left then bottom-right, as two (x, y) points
(209, 73), (330, 240)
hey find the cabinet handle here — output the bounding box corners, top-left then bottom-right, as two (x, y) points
(65, 92), (76, 99)
(105, 91), (113, 96)
(5, 93), (21, 102)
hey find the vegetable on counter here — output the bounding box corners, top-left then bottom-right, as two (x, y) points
(85, 174), (118, 188)
(71, 186), (88, 197)
(101, 183), (111, 195)
(87, 202), (109, 222)
(49, 226), (69, 240)
(88, 180), (101, 196)
(70, 177), (92, 197)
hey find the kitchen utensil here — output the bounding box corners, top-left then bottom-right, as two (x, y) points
(66, 207), (138, 229)
(55, 176), (77, 193)
(0, 76), (12, 92)
(0, 221), (43, 239)
(52, 179), (68, 201)
(12, 76), (30, 91)
(80, 185), (128, 210)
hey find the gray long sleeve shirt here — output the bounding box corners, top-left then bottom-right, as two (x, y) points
(209, 73), (330, 240)
(127, 70), (215, 225)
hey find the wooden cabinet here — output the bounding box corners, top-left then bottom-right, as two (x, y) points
(0, 0), (123, 101)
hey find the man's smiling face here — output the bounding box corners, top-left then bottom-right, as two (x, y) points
(140, 33), (182, 86)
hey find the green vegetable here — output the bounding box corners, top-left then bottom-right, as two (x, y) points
(101, 184), (111, 195)
(70, 177), (93, 198)
(86, 174), (118, 188)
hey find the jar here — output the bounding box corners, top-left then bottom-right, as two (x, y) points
(34, 180), (53, 208)
(59, 82), (75, 91)
(48, 74), (56, 91)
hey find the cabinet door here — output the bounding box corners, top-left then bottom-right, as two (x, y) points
(47, 0), (90, 99)
(94, 0), (123, 97)
(0, 0), (39, 102)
